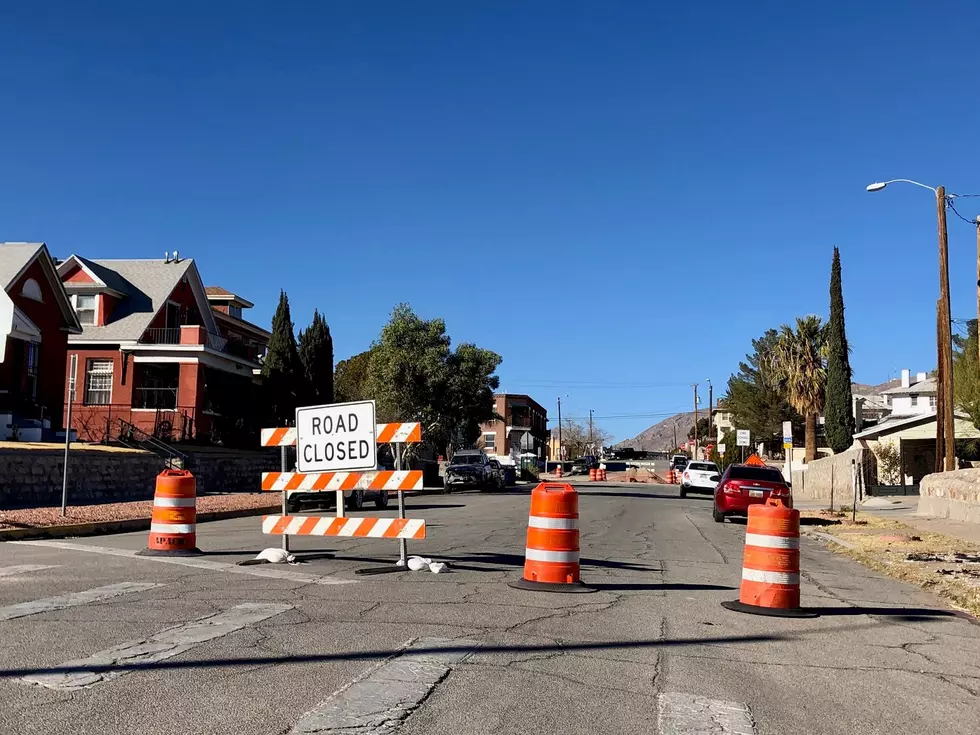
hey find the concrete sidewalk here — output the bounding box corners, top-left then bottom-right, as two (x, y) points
(796, 495), (980, 545)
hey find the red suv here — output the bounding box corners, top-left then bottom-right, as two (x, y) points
(713, 463), (792, 523)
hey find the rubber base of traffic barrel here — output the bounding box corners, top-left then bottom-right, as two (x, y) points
(721, 599), (819, 618)
(137, 547), (203, 557)
(356, 563), (410, 575)
(508, 578), (597, 594)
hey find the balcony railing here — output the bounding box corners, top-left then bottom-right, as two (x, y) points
(140, 328), (181, 345)
(205, 332), (228, 352)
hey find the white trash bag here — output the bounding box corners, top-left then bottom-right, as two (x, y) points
(407, 555), (449, 573)
(253, 548), (299, 565)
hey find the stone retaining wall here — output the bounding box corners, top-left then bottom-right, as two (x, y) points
(0, 447), (281, 509)
(791, 448), (867, 503)
(918, 469), (980, 524)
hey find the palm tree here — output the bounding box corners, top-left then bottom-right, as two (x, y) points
(770, 316), (827, 462)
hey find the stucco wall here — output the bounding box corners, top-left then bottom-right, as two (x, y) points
(918, 469), (980, 524)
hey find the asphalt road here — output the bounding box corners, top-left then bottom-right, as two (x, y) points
(1, 484), (978, 734)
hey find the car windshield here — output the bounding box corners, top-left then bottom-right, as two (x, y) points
(450, 454), (481, 465)
(728, 466), (784, 483)
(688, 462), (717, 472)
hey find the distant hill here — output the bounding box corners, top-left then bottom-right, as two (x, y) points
(617, 380), (903, 452)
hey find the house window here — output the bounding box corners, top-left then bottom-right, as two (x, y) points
(84, 359), (113, 405)
(929, 395), (937, 408)
(133, 364), (179, 410)
(910, 394), (919, 407)
(228, 305), (242, 319)
(21, 278), (43, 301)
(25, 342), (39, 401)
(483, 432), (496, 451)
(73, 294), (97, 325)
(166, 302), (181, 329)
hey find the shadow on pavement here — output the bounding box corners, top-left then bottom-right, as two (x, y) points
(437, 552), (661, 572)
(800, 517), (842, 526)
(576, 490), (682, 501)
(0, 631), (790, 680)
(806, 606), (970, 620)
(591, 582), (735, 592)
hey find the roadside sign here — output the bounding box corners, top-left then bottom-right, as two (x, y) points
(736, 429), (750, 447)
(782, 420), (793, 448)
(718, 443), (726, 456)
(296, 400), (377, 473)
(0, 289), (13, 363)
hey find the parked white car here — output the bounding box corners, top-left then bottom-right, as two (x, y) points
(680, 461), (721, 498)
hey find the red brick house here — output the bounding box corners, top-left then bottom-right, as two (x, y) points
(0, 243), (82, 440)
(57, 254), (269, 444)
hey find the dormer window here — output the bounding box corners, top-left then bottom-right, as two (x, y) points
(229, 305), (242, 319)
(72, 294), (97, 325)
(21, 278), (43, 301)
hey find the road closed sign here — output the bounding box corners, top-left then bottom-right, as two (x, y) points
(296, 400), (377, 473)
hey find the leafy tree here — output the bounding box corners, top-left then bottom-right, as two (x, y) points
(261, 290), (302, 425)
(365, 304), (501, 459)
(953, 319), (980, 430)
(709, 429), (741, 470)
(298, 310), (334, 405)
(334, 350), (373, 403)
(824, 247), (856, 453)
(687, 417), (711, 443)
(723, 329), (803, 453)
(770, 316), (827, 462)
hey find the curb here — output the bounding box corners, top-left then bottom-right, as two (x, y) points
(0, 504), (280, 542)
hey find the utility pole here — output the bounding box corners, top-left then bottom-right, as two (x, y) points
(936, 300), (945, 474)
(692, 383), (699, 458)
(589, 409), (594, 454)
(557, 396), (563, 462)
(672, 424), (677, 453)
(707, 379), (713, 445)
(937, 187), (955, 471)
(976, 215), (980, 364)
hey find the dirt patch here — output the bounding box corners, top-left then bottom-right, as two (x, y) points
(0, 441), (148, 453)
(803, 510), (980, 617)
(0, 494), (278, 530)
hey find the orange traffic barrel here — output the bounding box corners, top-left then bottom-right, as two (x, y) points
(137, 469), (202, 556)
(722, 497), (816, 617)
(555, 465), (563, 478)
(598, 468), (606, 481)
(509, 483), (595, 593)
(589, 468), (597, 482)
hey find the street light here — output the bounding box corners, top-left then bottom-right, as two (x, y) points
(867, 178), (954, 471)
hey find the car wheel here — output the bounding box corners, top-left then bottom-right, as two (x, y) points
(347, 489), (365, 511)
(712, 506), (725, 523)
(285, 495), (302, 514)
(375, 490), (389, 509)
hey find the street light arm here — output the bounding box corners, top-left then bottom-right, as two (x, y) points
(867, 179), (938, 193)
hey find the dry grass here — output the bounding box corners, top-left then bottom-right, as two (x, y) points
(801, 510), (980, 617)
(0, 494), (279, 531)
(0, 441), (147, 453)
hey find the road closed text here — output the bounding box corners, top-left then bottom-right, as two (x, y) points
(304, 414), (371, 464)
(296, 400), (377, 473)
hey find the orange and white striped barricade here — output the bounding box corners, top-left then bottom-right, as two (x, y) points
(509, 482), (595, 593)
(721, 497), (817, 618)
(259, 411), (425, 571)
(138, 469), (201, 556)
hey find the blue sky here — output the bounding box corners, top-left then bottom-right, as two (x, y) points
(3, 1), (980, 441)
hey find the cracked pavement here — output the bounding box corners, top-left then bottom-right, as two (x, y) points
(0, 485), (978, 734)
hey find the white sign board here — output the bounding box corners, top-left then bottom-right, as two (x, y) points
(717, 443), (726, 456)
(0, 289), (13, 363)
(296, 400), (377, 473)
(736, 429), (751, 447)
(782, 420), (793, 446)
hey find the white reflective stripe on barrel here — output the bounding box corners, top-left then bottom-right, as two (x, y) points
(153, 497), (196, 508)
(150, 523), (195, 534)
(744, 533), (799, 550)
(741, 568), (800, 585)
(528, 516), (579, 530)
(524, 548), (580, 563)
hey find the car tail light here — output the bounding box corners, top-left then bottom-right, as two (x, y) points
(683, 471), (690, 480)
(771, 485), (790, 497)
(722, 481), (741, 495)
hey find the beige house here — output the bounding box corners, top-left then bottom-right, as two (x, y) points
(852, 411), (980, 486)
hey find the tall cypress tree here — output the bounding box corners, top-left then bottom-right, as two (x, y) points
(262, 290), (302, 424)
(298, 310), (334, 404)
(824, 247), (856, 453)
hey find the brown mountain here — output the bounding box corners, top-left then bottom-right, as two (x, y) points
(618, 380), (903, 452)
